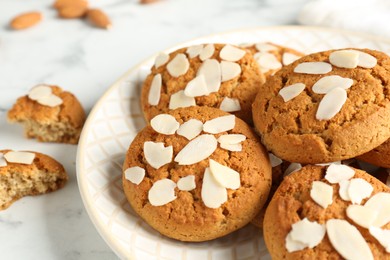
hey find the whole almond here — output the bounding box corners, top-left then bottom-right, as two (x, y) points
(140, 0), (160, 4)
(86, 9), (111, 29)
(53, 0), (88, 10)
(10, 12), (42, 30)
(58, 5), (87, 18)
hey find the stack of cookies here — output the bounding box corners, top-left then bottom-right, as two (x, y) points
(122, 42), (390, 258)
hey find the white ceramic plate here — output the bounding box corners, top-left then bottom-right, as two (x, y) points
(76, 26), (390, 259)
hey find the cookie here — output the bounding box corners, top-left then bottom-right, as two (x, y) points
(358, 139), (390, 168)
(264, 164), (390, 259)
(0, 150), (68, 210)
(253, 48), (390, 164)
(8, 84), (86, 144)
(122, 106), (272, 241)
(141, 43), (265, 125)
(243, 42), (304, 78)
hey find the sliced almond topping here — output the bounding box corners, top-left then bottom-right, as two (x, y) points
(176, 119), (203, 140)
(201, 167), (227, 208)
(346, 205), (378, 228)
(150, 114), (180, 135)
(285, 233), (307, 252)
(312, 75), (354, 94)
(256, 52), (282, 70)
(356, 50), (377, 68)
(0, 153), (8, 167)
(326, 219), (374, 260)
(219, 45), (246, 62)
(316, 87), (347, 120)
(310, 181), (333, 208)
(143, 142), (173, 169)
(255, 42), (278, 52)
(177, 175), (196, 191)
(154, 53), (169, 69)
(279, 83), (305, 102)
(294, 62), (332, 74)
(348, 178), (373, 204)
(325, 164), (355, 184)
(269, 153), (283, 167)
(316, 161), (341, 166)
(124, 166), (145, 185)
(288, 218), (326, 249)
(282, 52), (301, 65)
(197, 59), (221, 93)
(174, 134), (217, 165)
(186, 44), (204, 59)
(220, 61), (241, 82)
(329, 50), (359, 69)
(148, 74), (162, 106)
(220, 143), (242, 152)
(199, 44), (215, 61)
(365, 192), (390, 227)
(148, 179), (177, 206)
(4, 151), (35, 165)
(37, 95), (63, 107)
(284, 163), (302, 176)
(217, 134), (246, 145)
(28, 85), (52, 100)
(339, 180), (351, 201)
(209, 159), (240, 190)
(203, 115), (235, 134)
(184, 75), (209, 97)
(369, 227), (390, 253)
(169, 90), (196, 109)
(166, 53), (189, 77)
(219, 97), (241, 112)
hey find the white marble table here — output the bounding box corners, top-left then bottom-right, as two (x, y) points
(0, 0), (309, 259)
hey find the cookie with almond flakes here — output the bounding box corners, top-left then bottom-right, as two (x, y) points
(358, 139), (390, 168)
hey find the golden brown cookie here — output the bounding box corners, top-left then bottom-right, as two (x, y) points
(243, 42), (304, 78)
(141, 43), (265, 125)
(264, 164), (390, 259)
(0, 150), (68, 210)
(358, 139), (390, 168)
(253, 48), (390, 164)
(8, 85), (86, 144)
(122, 106), (272, 241)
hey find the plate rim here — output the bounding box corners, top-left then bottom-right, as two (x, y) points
(76, 25), (390, 259)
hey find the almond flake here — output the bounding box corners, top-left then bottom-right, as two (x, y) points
(279, 83), (305, 102)
(255, 42), (278, 52)
(169, 90), (196, 109)
(256, 52), (282, 70)
(217, 134), (246, 145)
(201, 167), (227, 208)
(150, 114), (180, 135)
(209, 159), (240, 190)
(4, 151), (35, 165)
(184, 75), (209, 97)
(219, 97), (241, 112)
(356, 50), (377, 68)
(148, 74), (162, 105)
(176, 119), (203, 140)
(316, 161), (342, 166)
(285, 233), (307, 252)
(364, 192), (390, 227)
(316, 87), (347, 120)
(174, 134), (217, 165)
(220, 45), (246, 62)
(0, 153), (8, 167)
(326, 219), (374, 260)
(329, 50), (359, 69)
(197, 59), (221, 93)
(124, 166), (145, 185)
(348, 178), (373, 205)
(325, 164), (355, 184)
(220, 143), (242, 152)
(148, 179), (177, 206)
(177, 175), (196, 191)
(284, 163), (302, 176)
(220, 61), (241, 82)
(346, 205), (378, 228)
(203, 115), (235, 134)
(144, 142), (173, 169)
(166, 53), (189, 77)
(37, 94), (63, 107)
(294, 62), (332, 74)
(154, 53), (169, 69)
(199, 44), (215, 61)
(288, 218), (326, 249)
(186, 44), (204, 58)
(339, 180), (351, 201)
(310, 181), (333, 208)
(283, 52), (301, 65)
(312, 75), (354, 94)
(369, 227), (390, 253)
(28, 85), (52, 100)
(269, 153), (283, 167)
